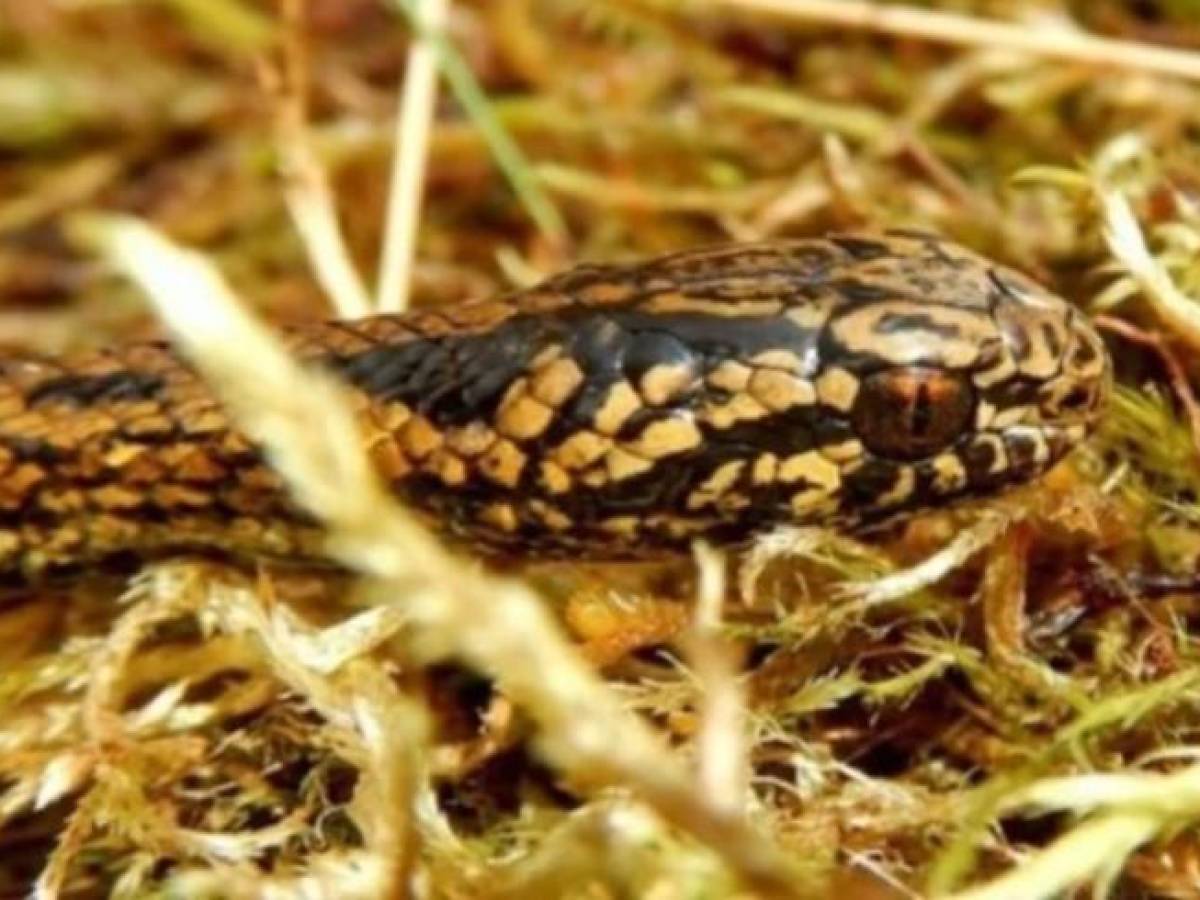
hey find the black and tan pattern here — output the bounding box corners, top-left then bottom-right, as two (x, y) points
(0, 231), (1110, 574)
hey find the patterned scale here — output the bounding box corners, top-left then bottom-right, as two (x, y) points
(0, 231), (1110, 576)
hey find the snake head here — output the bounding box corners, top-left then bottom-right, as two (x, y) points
(986, 265), (1111, 474)
(819, 234), (1112, 525)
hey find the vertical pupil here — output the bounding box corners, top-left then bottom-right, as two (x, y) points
(911, 383), (932, 437)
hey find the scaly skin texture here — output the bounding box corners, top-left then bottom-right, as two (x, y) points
(0, 231), (1111, 576)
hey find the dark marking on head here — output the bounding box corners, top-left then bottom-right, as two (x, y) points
(828, 279), (893, 303)
(1040, 322), (1063, 360)
(998, 315), (1031, 363)
(876, 312), (963, 339)
(885, 227), (941, 242)
(961, 438), (1000, 483)
(921, 236), (960, 266)
(1058, 385), (1094, 413)
(811, 413), (857, 447)
(831, 236), (891, 261)
(1004, 431), (1041, 472)
(842, 457), (905, 510)
(1071, 331), (1100, 367)
(701, 414), (818, 460)
(974, 340), (1005, 372)
(982, 376), (1040, 409)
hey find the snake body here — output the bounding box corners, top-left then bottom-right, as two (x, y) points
(0, 231), (1110, 575)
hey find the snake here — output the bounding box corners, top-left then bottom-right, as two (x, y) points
(0, 230), (1110, 577)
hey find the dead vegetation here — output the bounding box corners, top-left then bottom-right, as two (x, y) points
(3, 1), (1200, 897)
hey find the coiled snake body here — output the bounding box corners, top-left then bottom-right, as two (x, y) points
(0, 231), (1110, 576)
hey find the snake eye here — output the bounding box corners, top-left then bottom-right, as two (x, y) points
(851, 367), (975, 461)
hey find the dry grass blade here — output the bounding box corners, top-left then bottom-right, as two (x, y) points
(273, 0), (372, 319)
(948, 811), (1159, 900)
(707, 0), (1200, 81)
(280, 154), (373, 320)
(376, 0), (448, 313)
(1102, 191), (1200, 352)
(81, 215), (800, 897)
(838, 510), (1013, 606)
(390, 0), (567, 244)
(950, 763), (1200, 899)
(688, 542), (746, 817)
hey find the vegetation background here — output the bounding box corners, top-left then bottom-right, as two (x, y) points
(3, 1), (1200, 897)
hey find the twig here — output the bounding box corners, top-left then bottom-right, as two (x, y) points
(980, 524), (1030, 664)
(898, 133), (998, 218)
(839, 511), (1013, 606)
(85, 216), (800, 898)
(273, 0), (372, 319)
(707, 0), (1200, 82)
(1095, 315), (1200, 464)
(949, 763), (1200, 899)
(948, 810), (1159, 900)
(376, 0), (448, 313)
(1101, 190), (1200, 352)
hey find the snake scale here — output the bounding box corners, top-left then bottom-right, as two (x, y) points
(0, 230), (1110, 577)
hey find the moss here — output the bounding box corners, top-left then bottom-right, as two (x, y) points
(3, 2), (1200, 897)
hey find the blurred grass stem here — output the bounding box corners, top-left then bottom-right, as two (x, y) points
(276, 0), (372, 319)
(709, 0), (1200, 81)
(390, 0), (566, 245)
(377, 0), (448, 313)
